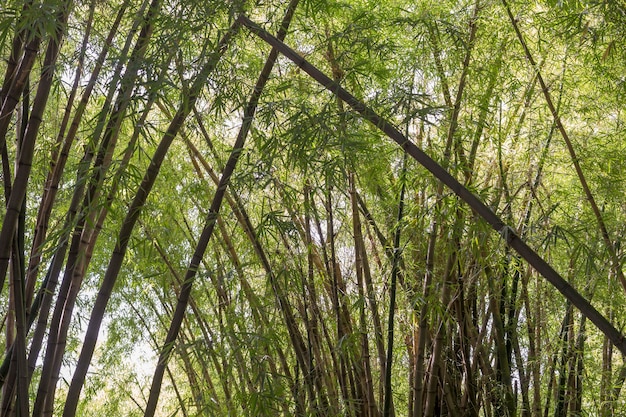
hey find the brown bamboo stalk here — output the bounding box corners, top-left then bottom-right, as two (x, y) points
(20, 6), (148, 385)
(0, 0), (34, 106)
(423, 252), (456, 417)
(304, 183), (340, 414)
(349, 173), (379, 417)
(24, 0), (130, 306)
(567, 316), (585, 415)
(0, 34), (41, 158)
(412, 218), (436, 417)
(454, 269), (478, 417)
(354, 191), (408, 305)
(0, 0), (70, 300)
(33, 4), (164, 415)
(486, 260), (517, 415)
(1, 273), (15, 417)
(0, 4), (72, 416)
(21, 0), (136, 382)
(382, 155), (406, 417)
(0, 0), (35, 202)
(351, 189), (386, 405)
(0, 64), (29, 417)
(554, 303), (574, 417)
(438, 361), (461, 416)
(295, 189), (322, 412)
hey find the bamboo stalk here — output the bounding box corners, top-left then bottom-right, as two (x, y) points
(501, 0), (626, 296)
(25, 0), (130, 306)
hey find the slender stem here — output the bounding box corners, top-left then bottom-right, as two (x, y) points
(383, 152), (407, 417)
(141, 1), (302, 413)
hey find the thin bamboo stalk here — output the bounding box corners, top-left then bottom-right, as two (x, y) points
(24, 0), (130, 306)
(0, 0), (70, 300)
(141, 2), (302, 411)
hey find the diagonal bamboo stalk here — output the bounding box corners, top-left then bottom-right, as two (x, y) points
(140, 2), (302, 413)
(501, 0), (626, 295)
(0, 0), (72, 300)
(60, 20), (240, 417)
(33, 3), (163, 415)
(0, 4), (74, 416)
(25, 0), (130, 307)
(238, 14), (626, 355)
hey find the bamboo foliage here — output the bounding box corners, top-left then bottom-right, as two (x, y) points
(0, 0), (624, 415)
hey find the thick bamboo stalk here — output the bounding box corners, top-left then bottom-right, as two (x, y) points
(0, 34), (40, 158)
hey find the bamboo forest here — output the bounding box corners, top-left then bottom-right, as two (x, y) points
(1, 0), (626, 415)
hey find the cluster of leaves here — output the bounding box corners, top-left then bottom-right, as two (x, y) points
(0, 0), (625, 415)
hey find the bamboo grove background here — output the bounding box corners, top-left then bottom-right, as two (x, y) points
(0, 0), (625, 415)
